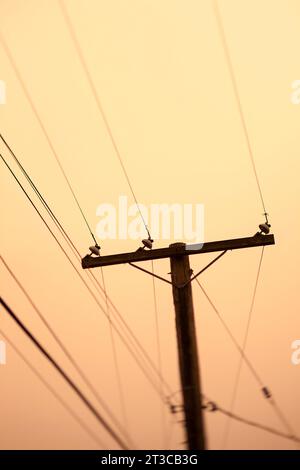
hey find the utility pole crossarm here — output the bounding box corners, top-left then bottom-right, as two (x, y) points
(82, 234), (275, 268)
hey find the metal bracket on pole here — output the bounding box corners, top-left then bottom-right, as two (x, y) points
(128, 263), (173, 286)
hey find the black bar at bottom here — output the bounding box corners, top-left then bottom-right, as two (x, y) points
(0, 450), (298, 466)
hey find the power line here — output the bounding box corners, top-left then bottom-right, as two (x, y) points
(0, 151), (168, 405)
(0, 20), (174, 404)
(0, 131), (152, 386)
(101, 275), (176, 401)
(202, 396), (300, 445)
(212, 0), (268, 217)
(223, 246), (265, 446)
(100, 267), (128, 430)
(58, 0), (151, 240)
(0, 18), (170, 398)
(0, 20), (163, 403)
(210, 1), (295, 445)
(0, 254), (133, 447)
(0, 32), (98, 246)
(151, 260), (167, 447)
(0, 327), (105, 448)
(196, 279), (298, 443)
(0, 132), (83, 261)
(1, 132), (128, 430)
(0, 297), (128, 449)
(0, 130), (177, 407)
(196, 278), (264, 386)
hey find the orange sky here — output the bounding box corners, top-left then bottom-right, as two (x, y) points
(0, 0), (300, 450)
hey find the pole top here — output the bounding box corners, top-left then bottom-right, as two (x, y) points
(169, 242), (186, 249)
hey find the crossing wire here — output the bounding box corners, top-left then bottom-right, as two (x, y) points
(0, 136), (174, 401)
(100, 267), (128, 430)
(202, 395), (300, 445)
(0, 254), (133, 447)
(0, 35), (130, 414)
(58, 0), (151, 240)
(1, 14), (178, 409)
(222, 246), (265, 447)
(0, 31), (98, 247)
(196, 278), (264, 386)
(212, 0), (268, 217)
(0, 327), (106, 448)
(196, 279), (298, 443)
(0, 151), (171, 406)
(210, 0), (297, 445)
(151, 260), (167, 447)
(0, 30), (161, 417)
(0, 134), (176, 404)
(0, 297), (128, 449)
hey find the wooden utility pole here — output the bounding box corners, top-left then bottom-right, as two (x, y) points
(82, 233), (275, 450)
(170, 243), (206, 449)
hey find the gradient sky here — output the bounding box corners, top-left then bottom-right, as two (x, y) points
(0, 0), (300, 450)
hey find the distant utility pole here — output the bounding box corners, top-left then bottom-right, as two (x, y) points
(82, 233), (275, 450)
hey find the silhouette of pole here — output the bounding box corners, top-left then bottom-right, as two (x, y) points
(170, 243), (206, 449)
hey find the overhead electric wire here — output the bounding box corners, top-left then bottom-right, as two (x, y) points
(0, 297), (128, 449)
(202, 395), (300, 445)
(0, 136), (175, 406)
(0, 327), (105, 448)
(212, 0), (268, 217)
(196, 279), (299, 443)
(0, 138), (175, 410)
(223, 246), (265, 446)
(0, 22), (175, 409)
(0, 151), (168, 407)
(0, 32), (98, 247)
(196, 278), (264, 386)
(209, 2), (297, 443)
(0, 28), (170, 404)
(100, 267), (128, 430)
(151, 260), (167, 447)
(58, 0), (151, 240)
(0, 109), (129, 431)
(0, 253), (133, 447)
(0, 132), (177, 406)
(103, 279), (176, 400)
